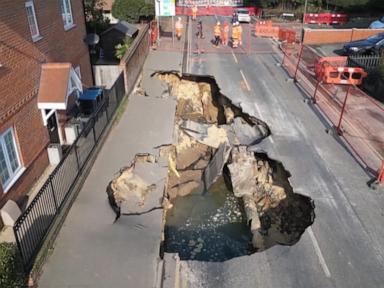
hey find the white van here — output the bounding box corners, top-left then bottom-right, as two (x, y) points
(235, 8), (251, 23)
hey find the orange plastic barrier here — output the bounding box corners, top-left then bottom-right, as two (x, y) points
(255, 20), (279, 38)
(315, 57), (367, 85)
(278, 28), (296, 43)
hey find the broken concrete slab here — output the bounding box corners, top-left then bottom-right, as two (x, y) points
(181, 121), (229, 149)
(107, 155), (167, 215)
(231, 117), (267, 146)
(176, 142), (209, 170)
(142, 71), (170, 98)
(199, 143), (232, 194)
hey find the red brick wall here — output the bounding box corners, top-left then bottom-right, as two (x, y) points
(303, 28), (384, 45)
(0, 0), (92, 206)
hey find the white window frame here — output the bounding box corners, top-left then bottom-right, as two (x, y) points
(61, 0), (74, 30)
(75, 66), (81, 79)
(25, 1), (42, 42)
(0, 128), (24, 193)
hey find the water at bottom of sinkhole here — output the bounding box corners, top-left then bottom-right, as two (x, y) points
(165, 176), (253, 262)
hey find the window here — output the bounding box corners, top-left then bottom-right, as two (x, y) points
(60, 0), (74, 29)
(25, 1), (41, 41)
(0, 128), (22, 191)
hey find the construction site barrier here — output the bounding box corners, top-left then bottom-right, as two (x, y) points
(304, 13), (348, 25)
(175, 6), (261, 16)
(278, 28), (296, 44)
(315, 57), (367, 85)
(255, 20), (279, 38)
(281, 43), (384, 177)
(330, 13), (348, 25)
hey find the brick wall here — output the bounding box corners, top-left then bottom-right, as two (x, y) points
(0, 0), (92, 207)
(303, 28), (384, 45)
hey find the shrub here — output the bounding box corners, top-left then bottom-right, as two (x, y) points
(0, 242), (25, 288)
(115, 38), (134, 59)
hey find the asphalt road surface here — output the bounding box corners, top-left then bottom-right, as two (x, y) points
(181, 15), (384, 288)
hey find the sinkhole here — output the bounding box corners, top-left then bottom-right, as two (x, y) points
(105, 72), (316, 262)
(159, 73), (315, 262)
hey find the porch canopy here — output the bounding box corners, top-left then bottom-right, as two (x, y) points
(37, 63), (82, 111)
(37, 63), (82, 126)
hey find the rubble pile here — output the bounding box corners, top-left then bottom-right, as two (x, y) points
(106, 72), (315, 257)
(156, 73), (270, 199)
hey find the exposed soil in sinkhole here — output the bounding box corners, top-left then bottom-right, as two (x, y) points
(160, 73), (315, 261)
(105, 72), (316, 262)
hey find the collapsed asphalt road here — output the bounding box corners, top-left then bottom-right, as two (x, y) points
(175, 15), (384, 288)
(107, 73), (315, 263)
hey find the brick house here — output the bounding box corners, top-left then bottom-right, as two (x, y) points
(0, 0), (92, 210)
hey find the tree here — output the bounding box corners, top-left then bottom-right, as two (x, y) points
(84, 0), (110, 33)
(112, 0), (155, 23)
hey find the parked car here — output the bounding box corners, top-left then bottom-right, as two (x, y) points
(235, 8), (251, 23)
(369, 17), (384, 29)
(343, 33), (384, 55)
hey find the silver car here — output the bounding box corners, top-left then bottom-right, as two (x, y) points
(235, 8), (251, 23)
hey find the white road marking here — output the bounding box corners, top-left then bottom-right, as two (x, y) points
(254, 102), (263, 118)
(232, 51), (239, 64)
(186, 23), (190, 73)
(269, 136), (275, 144)
(308, 227), (331, 278)
(240, 69), (251, 91)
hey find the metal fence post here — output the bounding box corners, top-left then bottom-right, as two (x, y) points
(105, 101), (110, 121)
(49, 176), (58, 211)
(74, 144), (81, 171)
(313, 80), (321, 104)
(248, 22), (251, 55)
(294, 44), (304, 82)
(92, 117), (97, 144)
(336, 85), (351, 135)
(13, 225), (27, 272)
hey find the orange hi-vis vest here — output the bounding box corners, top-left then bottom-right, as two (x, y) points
(175, 21), (183, 30)
(214, 25), (221, 37)
(232, 26), (239, 39)
(175, 21), (183, 35)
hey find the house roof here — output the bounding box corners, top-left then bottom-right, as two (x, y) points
(101, 21), (139, 38)
(103, 0), (115, 11)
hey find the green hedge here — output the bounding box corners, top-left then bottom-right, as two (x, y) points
(0, 242), (25, 288)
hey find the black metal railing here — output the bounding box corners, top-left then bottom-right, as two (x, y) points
(13, 73), (125, 272)
(348, 55), (383, 71)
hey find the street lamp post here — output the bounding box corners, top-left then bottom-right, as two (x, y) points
(301, 0), (308, 42)
(302, 0), (308, 25)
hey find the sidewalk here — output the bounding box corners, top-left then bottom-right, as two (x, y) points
(38, 50), (183, 288)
